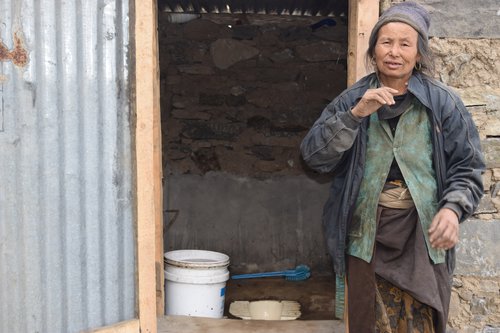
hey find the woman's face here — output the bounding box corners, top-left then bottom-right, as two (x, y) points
(374, 22), (421, 83)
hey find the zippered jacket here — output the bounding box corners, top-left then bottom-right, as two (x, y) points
(300, 72), (485, 275)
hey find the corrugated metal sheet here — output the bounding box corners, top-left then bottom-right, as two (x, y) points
(159, 0), (348, 16)
(0, 1), (135, 332)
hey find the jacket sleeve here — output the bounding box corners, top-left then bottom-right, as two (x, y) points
(439, 91), (486, 221)
(300, 95), (362, 173)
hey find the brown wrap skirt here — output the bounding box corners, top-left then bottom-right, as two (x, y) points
(346, 185), (451, 333)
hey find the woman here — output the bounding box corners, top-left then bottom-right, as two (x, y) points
(300, 2), (485, 332)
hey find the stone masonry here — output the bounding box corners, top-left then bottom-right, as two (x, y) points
(159, 13), (347, 178)
(430, 37), (500, 333)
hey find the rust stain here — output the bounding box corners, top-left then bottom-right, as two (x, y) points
(0, 32), (29, 67)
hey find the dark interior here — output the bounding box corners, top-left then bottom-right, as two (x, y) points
(158, 0), (348, 319)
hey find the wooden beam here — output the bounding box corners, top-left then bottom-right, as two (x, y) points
(86, 320), (140, 333)
(154, 36), (165, 318)
(347, 0), (380, 86)
(134, 0), (162, 332)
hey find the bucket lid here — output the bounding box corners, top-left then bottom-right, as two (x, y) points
(164, 249), (230, 269)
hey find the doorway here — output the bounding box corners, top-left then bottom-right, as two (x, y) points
(157, 5), (348, 321)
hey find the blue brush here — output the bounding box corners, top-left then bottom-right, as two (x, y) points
(231, 265), (311, 281)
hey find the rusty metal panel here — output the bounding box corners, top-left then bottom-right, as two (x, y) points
(0, 1), (135, 333)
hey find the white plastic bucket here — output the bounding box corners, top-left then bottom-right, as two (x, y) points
(164, 249), (230, 318)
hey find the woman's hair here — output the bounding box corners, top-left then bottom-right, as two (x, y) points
(365, 25), (435, 76)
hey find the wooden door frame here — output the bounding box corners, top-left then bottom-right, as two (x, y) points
(348, 0), (380, 85)
(133, 0), (163, 332)
(90, 1), (379, 332)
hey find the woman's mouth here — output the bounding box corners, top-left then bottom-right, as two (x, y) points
(385, 61), (403, 70)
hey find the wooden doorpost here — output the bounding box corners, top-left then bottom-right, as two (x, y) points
(134, 0), (163, 332)
(347, 0), (380, 86)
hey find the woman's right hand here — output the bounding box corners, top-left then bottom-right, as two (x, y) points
(351, 87), (400, 118)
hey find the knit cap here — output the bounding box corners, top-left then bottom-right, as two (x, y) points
(371, 1), (431, 40)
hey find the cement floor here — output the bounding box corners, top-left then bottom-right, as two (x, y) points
(224, 274), (337, 320)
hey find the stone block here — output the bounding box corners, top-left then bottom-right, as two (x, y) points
(182, 121), (242, 141)
(312, 24), (348, 42)
(449, 291), (462, 318)
(300, 63), (346, 94)
(481, 138), (500, 168)
(471, 297), (489, 315)
(171, 109), (211, 121)
(476, 280), (499, 295)
(253, 160), (285, 173)
(177, 64), (215, 75)
(295, 41), (346, 62)
(191, 148), (221, 173)
(231, 25), (260, 40)
(269, 49), (295, 63)
(253, 66), (300, 83)
(226, 94), (247, 107)
(210, 39), (259, 69)
(482, 170), (493, 192)
(199, 93), (226, 106)
(475, 195), (497, 214)
(246, 85), (301, 108)
(279, 26), (312, 42)
(249, 145), (275, 161)
(455, 219), (500, 276)
(248, 132), (302, 148)
(183, 18), (230, 41)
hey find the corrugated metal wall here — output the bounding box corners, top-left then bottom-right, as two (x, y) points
(0, 1), (135, 332)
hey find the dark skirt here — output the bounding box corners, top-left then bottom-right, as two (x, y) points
(346, 205), (451, 333)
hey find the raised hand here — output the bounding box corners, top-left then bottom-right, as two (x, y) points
(351, 86), (400, 118)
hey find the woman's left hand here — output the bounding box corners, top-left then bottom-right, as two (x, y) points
(428, 208), (459, 249)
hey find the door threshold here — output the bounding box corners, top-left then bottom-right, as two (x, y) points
(158, 315), (345, 333)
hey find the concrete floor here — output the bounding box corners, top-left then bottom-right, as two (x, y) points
(159, 274), (345, 332)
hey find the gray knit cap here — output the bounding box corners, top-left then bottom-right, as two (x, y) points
(371, 1), (431, 40)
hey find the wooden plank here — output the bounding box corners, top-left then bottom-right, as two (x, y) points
(85, 319), (140, 333)
(158, 316), (345, 333)
(347, 0), (380, 86)
(153, 0), (165, 318)
(134, 0), (162, 332)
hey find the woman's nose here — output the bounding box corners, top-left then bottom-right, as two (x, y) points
(389, 45), (400, 56)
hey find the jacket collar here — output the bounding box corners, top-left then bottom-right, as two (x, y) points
(353, 72), (433, 111)
(407, 72), (432, 110)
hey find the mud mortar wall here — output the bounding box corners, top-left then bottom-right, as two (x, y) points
(430, 36), (500, 332)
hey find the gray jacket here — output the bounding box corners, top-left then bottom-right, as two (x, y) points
(300, 72), (485, 275)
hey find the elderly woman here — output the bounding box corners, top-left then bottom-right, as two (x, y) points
(300, 2), (485, 332)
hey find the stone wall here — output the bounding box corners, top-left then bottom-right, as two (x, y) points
(159, 13), (347, 178)
(159, 11), (347, 278)
(430, 38), (500, 333)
